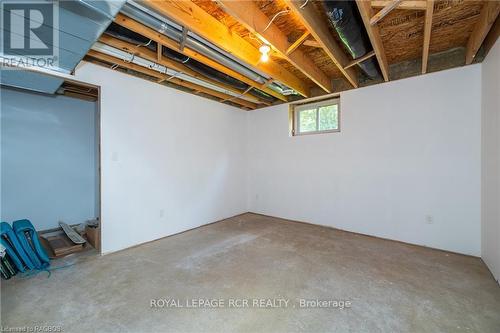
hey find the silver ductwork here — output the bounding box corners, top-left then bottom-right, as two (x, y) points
(91, 42), (259, 104)
(122, 1), (294, 96)
(0, 0), (126, 94)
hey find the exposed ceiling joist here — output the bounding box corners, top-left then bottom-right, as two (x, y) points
(98, 34), (267, 105)
(370, 0), (403, 26)
(371, 0), (426, 10)
(465, 1), (500, 65)
(286, 32), (311, 55)
(114, 14), (287, 102)
(356, 0), (390, 82)
(344, 51), (376, 70)
(87, 49), (257, 110)
(303, 39), (321, 48)
(217, 0), (332, 93)
(421, 0), (434, 74)
(143, 0), (310, 97)
(284, 0), (358, 88)
(482, 16), (500, 58)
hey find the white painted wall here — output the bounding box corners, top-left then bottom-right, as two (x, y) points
(1, 88), (98, 231)
(247, 65), (482, 256)
(74, 62), (248, 254)
(481, 39), (500, 282)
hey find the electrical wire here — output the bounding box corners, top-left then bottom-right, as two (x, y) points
(261, 9), (289, 33)
(222, 86), (253, 103)
(135, 39), (152, 48)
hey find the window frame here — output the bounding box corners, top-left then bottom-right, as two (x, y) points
(290, 97), (341, 136)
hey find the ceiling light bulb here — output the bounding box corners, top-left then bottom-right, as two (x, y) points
(259, 44), (271, 62)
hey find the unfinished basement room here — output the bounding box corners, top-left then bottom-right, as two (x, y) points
(1, 0), (499, 332)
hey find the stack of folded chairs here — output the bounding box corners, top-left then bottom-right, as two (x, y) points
(0, 219), (50, 279)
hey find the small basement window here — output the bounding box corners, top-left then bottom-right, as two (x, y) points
(290, 98), (340, 136)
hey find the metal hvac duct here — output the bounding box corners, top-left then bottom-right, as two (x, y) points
(321, 0), (380, 79)
(91, 42), (259, 104)
(0, 0), (126, 94)
(121, 1), (292, 96)
(104, 23), (275, 103)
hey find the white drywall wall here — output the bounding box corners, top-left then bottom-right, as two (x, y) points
(481, 39), (500, 282)
(1, 88), (98, 231)
(247, 65), (482, 256)
(74, 62), (248, 254)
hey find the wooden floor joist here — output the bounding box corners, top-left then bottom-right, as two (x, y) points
(356, 0), (390, 82)
(98, 34), (268, 105)
(370, 0), (403, 26)
(286, 32), (311, 55)
(86, 50), (257, 110)
(217, 0), (331, 93)
(143, 0), (310, 97)
(421, 0), (434, 74)
(114, 13), (287, 102)
(284, 0), (358, 88)
(371, 0), (426, 10)
(344, 51), (376, 70)
(465, 1), (500, 64)
(303, 40), (321, 48)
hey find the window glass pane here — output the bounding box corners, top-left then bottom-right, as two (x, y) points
(318, 104), (338, 131)
(299, 109), (317, 133)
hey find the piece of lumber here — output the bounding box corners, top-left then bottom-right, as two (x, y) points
(286, 32), (311, 55)
(217, 0), (331, 93)
(421, 0), (434, 74)
(370, 0), (403, 26)
(303, 39), (321, 48)
(143, 0), (310, 97)
(344, 51), (376, 69)
(371, 0), (426, 10)
(284, 0), (358, 88)
(482, 16), (500, 58)
(465, 1), (500, 64)
(356, 0), (390, 81)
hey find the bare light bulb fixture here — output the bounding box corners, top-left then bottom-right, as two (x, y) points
(259, 44), (271, 62)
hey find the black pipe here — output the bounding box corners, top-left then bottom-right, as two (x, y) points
(104, 23), (275, 103)
(162, 48), (248, 90)
(321, 1), (380, 79)
(105, 23), (157, 51)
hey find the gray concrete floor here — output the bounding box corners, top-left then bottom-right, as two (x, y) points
(2, 213), (499, 332)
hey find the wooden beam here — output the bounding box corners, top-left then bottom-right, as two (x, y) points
(421, 0), (434, 74)
(114, 13), (286, 102)
(303, 39), (321, 48)
(370, 0), (403, 26)
(217, 0), (331, 93)
(286, 32), (311, 55)
(87, 50), (257, 110)
(143, 0), (310, 97)
(465, 1), (500, 64)
(157, 42), (162, 62)
(344, 51), (376, 69)
(98, 34), (268, 105)
(284, 0), (358, 88)
(371, 0), (426, 10)
(482, 16), (500, 58)
(356, 0), (390, 81)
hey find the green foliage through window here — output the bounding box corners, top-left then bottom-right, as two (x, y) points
(295, 99), (339, 135)
(298, 109), (317, 132)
